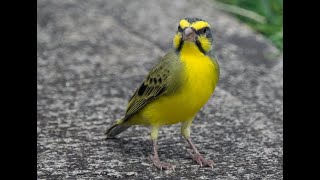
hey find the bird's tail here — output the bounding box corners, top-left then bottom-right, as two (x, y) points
(105, 118), (130, 139)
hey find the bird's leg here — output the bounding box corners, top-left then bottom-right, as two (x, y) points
(185, 137), (214, 168)
(148, 126), (175, 170)
(181, 119), (214, 168)
(149, 139), (175, 170)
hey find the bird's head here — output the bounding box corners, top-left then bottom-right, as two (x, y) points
(173, 17), (213, 55)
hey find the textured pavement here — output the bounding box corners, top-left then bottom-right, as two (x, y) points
(37, 0), (283, 179)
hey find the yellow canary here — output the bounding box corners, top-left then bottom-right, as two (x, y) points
(106, 17), (220, 170)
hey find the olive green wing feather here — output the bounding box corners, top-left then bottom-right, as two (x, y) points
(209, 50), (220, 83)
(123, 50), (183, 122)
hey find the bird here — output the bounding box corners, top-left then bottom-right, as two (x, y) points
(105, 17), (220, 170)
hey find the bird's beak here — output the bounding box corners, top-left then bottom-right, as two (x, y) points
(182, 27), (196, 42)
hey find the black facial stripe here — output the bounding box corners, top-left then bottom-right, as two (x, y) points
(176, 39), (206, 55)
(178, 25), (183, 32)
(195, 40), (207, 55)
(176, 40), (184, 52)
(176, 36), (207, 54)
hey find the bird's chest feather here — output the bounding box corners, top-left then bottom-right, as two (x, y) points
(178, 49), (217, 112)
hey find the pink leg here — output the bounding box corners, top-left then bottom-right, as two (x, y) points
(186, 137), (214, 168)
(148, 139), (176, 170)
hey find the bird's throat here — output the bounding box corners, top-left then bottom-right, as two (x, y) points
(180, 42), (205, 57)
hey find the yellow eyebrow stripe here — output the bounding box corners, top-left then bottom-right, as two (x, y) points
(179, 19), (190, 29)
(191, 21), (210, 30)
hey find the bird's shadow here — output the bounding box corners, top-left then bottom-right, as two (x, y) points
(104, 135), (191, 162)
(104, 136), (152, 159)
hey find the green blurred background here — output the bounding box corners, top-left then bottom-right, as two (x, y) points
(215, 0), (283, 51)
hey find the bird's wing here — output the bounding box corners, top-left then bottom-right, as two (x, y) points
(123, 50), (183, 122)
(209, 50), (220, 83)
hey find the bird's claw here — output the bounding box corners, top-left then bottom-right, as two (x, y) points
(188, 150), (214, 168)
(148, 155), (176, 170)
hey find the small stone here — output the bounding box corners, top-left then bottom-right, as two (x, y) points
(126, 172), (136, 176)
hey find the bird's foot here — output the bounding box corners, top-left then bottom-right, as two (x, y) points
(188, 150), (214, 168)
(148, 155), (176, 170)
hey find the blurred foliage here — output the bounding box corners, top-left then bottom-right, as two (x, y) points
(215, 0), (283, 50)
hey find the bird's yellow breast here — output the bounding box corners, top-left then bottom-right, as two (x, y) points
(132, 43), (218, 126)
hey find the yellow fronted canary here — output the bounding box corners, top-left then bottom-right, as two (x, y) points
(105, 17), (220, 170)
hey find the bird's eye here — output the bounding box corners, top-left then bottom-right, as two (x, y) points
(203, 27), (207, 33)
(196, 27), (209, 35)
(178, 26), (183, 32)
(200, 27), (209, 34)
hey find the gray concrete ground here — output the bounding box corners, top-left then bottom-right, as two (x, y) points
(37, 0), (283, 179)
